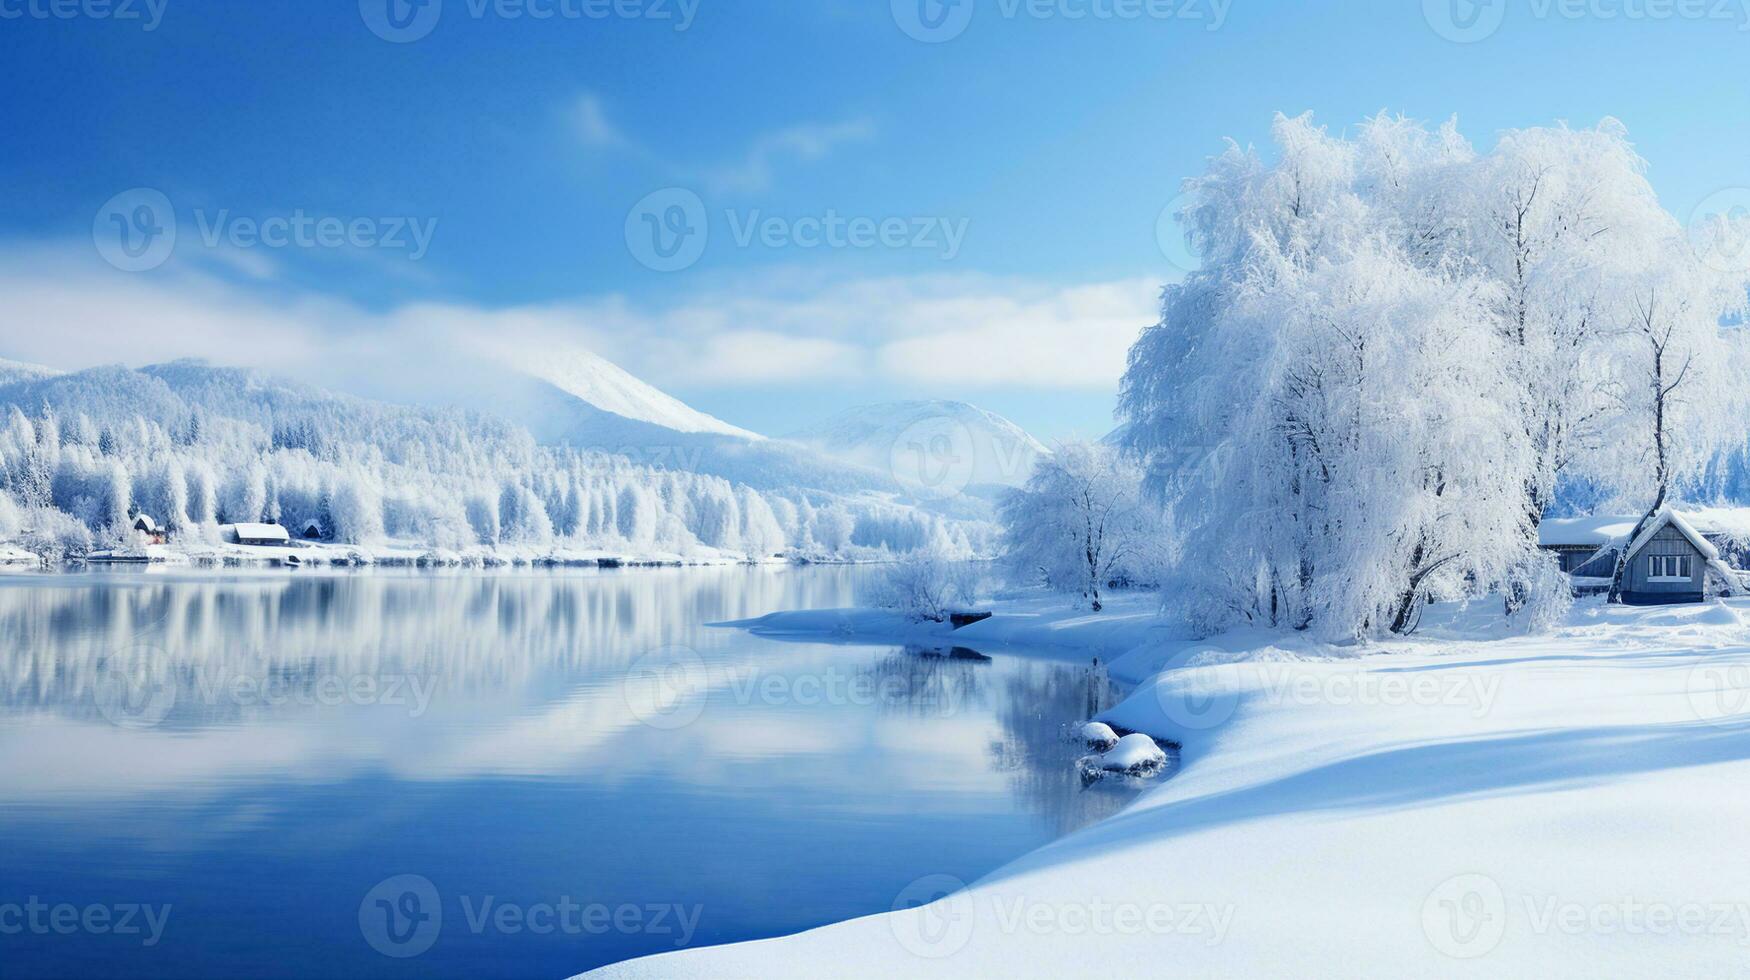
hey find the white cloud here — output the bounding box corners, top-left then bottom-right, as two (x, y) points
(702, 118), (877, 194)
(0, 248), (1156, 407)
(565, 92), (876, 195)
(568, 90), (631, 150)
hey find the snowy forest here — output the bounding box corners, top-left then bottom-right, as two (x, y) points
(0, 361), (993, 563)
(1116, 113), (1750, 639)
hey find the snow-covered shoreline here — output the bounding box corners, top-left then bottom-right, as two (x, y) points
(0, 539), (824, 573)
(586, 592), (1750, 978)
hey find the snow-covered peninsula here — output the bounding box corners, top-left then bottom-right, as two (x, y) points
(587, 591), (1750, 978)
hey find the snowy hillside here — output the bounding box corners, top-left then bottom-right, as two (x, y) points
(416, 343), (967, 505)
(0, 357), (59, 386)
(785, 401), (1048, 492)
(0, 359), (996, 563)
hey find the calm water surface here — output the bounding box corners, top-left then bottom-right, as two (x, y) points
(0, 566), (1144, 978)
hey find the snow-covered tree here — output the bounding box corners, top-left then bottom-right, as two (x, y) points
(999, 441), (1158, 611)
(1120, 113), (1747, 635)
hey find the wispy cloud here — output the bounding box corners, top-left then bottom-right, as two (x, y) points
(701, 118), (877, 194)
(565, 91), (876, 194)
(0, 248), (1155, 415)
(567, 90), (632, 151)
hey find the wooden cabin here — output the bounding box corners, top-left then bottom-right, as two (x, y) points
(223, 522), (291, 547)
(130, 513), (166, 545)
(1539, 509), (1743, 604)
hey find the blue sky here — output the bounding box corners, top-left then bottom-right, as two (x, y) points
(2, 0), (1749, 440)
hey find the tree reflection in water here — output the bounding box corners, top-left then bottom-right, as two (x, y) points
(859, 643), (1166, 838)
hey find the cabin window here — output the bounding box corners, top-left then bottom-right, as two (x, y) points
(1648, 555), (1692, 582)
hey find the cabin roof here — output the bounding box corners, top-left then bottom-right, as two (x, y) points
(1538, 516), (1639, 548)
(1623, 509), (1719, 563)
(1539, 507), (1750, 549)
(225, 522), (289, 540)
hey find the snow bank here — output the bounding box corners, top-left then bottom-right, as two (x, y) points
(584, 592), (1750, 978)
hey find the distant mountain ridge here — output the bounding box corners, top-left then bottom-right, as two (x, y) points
(784, 400), (1048, 491)
(0, 356), (998, 560)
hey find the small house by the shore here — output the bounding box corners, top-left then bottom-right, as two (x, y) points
(1539, 508), (1744, 604)
(223, 522), (291, 547)
(131, 513), (166, 545)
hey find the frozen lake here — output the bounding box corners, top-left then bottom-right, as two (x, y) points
(0, 566), (1145, 978)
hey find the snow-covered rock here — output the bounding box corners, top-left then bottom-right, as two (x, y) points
(1078, 721), (1119, 750)
(1082, 732), (1167, 774)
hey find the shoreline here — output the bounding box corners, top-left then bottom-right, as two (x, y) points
(583, 592), (1750, 978)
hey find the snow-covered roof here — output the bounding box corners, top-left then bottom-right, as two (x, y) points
(132, 513), (160, 533)
(1623, 508), (1719, 563)
(1676, 505), (1750, 543)
(1540, 507), (1750, 550)
(226, 522), (290, 541)
(1538, 516), (1639, 548)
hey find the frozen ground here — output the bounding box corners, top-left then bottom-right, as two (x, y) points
(586, 592), (1750, 978)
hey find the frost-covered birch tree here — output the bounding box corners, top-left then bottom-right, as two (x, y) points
(998, 441), (1158, 611)
(1120, 112), (1747, 636)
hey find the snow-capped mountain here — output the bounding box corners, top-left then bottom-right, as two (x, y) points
(500, 346), (759, 441)
(0, 357), (60, 386)
(461, 344), (985, 503)
(784, 400), (1048, 491)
